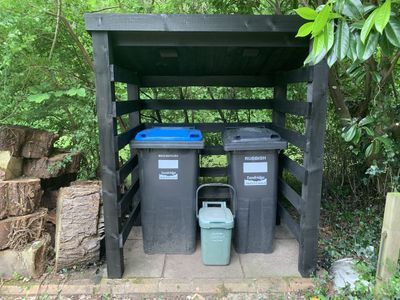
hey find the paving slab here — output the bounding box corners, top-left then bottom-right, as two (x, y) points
(127, 225), (142, 240)
(240, 239), (300, 277)
(163, 244), (244, 279)
(123, 238), (165, 278)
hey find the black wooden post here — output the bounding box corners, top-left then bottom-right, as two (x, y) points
(272, 83), (287, 226)
(92, 32), (124, 278)
(127, 84), (141, 226)
(299, 61), (329, 276)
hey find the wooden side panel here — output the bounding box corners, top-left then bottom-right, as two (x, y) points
(298, 61), (329, 277)
(92, 32), (123, 279)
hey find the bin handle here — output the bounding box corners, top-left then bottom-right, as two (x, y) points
(196, 183), (236, 219)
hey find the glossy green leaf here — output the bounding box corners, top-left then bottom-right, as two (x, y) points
(312, 5), (331, 36)
(377, 135), (392, 147)
(360, 10), (377, 44)
(347, 33), (358, 60)
(327, 44), (338, 67)
(296, 22), (313, 37)
(313, 33), (325, 57)
(379, 33), (393, 56)
(343, 124), (357, 142)
(384, 17), (400, 47)
(334, 20), (350, 60)
(342, 0), (363, 19)
(362, 32), (379, 60)
(374, 0), (391, 34)
(295, 7), (318, 20)
(364, 127), (375, 136)
(365, 143), (373, 157)
(359, 116), (374, 126)
(324, 21), (335, 52)
(363, 5), (376, 14)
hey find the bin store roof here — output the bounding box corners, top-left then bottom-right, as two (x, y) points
(84, 14), (309, 78)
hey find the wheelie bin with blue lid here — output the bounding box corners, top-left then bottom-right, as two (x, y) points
(133, 127), (204, 254)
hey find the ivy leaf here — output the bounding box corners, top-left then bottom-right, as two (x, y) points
(28, 93), (51, 103)
(374, 0), (391, 34)
(360, 10), (377, 44)
(334, 20), (350, 60)
(362, 32), (379, 60)
(312, 5), (331, 36)
(295, 7), (318, 20)
(66, 87), (86, 97)
(296, 22), (314, 37)
(384, 17), (400, 47)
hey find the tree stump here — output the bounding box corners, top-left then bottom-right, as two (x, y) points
(0, 208), (47, 250)
(0, 151), (23, 180)
(55, 182), (101, 271)
(0, 178), (42, 219)
(23, 152), (81, 179)
(0, 125), (58, 158)
(0, 233), (50, 279)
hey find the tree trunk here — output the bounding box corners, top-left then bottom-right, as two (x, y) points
(55, 181), (101, 270)
(0, 178), (42, 220)
(23, 152), (81, 178)
(328, 67), (351, 122)
(0, 151), (23, 180)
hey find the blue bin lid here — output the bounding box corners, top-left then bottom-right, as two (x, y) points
(135, 127), (202, 142)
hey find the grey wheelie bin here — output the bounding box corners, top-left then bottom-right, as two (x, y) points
(133, 127), (204, 254)
(223, 127), (287, 253)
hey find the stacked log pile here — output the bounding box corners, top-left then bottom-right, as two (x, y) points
(0, 125), (81, 278)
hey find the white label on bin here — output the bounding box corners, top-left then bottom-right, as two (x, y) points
(159, 171), (178, 180)
(243, 162), (268, 173)
(244, 176), (267, 186)
(158, 159), (179, 169)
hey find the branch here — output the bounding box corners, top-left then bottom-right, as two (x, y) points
(328, 67), (351, 122)
(49, 0), (61, 60)
(207, 87), (227, 123)
(380, 50), (400, 88)
(89, 6), (120, 13)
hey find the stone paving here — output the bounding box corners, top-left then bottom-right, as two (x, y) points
(0, 225), (313, 299)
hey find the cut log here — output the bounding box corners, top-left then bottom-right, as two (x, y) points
(0, 125), (58, 158)
(0, 233), (50, 279)
(41, 173), (77, 190)
(0, 150), (23, 180)
(41, 189), (59, 210)
(0, 208), (47, 250)
(0, 178), (42, 219)
(55, 182), (101, 271)
(23, 152), (81, 179)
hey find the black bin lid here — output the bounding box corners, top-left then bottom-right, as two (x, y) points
(223, 127), (287, 151)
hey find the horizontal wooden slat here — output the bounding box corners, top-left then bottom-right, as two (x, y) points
(279, 178), (302, 212)
(272, 99), (311, 117)
(200, 146), (225, 156)
(200, 167), (227, 177)
(118, 155), (138, 183)
(139, 75), (277, 87)
(113, 101), (142, 116)
(280, 153), (308, 184)
(275, 67), (312, 84)
(118, 177), (140, 217)
(119, 199), (141, 247)
(116, 124), (145, 150)
(146, 122), (271, 132)
(110, 64), (140, 84)
(270, 124), (306, 150)
(278, 203), (300, 242)
(141, 99), (273, 110)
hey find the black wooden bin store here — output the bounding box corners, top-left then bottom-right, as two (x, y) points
(85, 13), (329, 279)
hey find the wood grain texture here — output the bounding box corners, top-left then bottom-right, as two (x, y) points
(55, 182), (101, 271)
(23, 152), (80, 179)
(0, 125), (59, 158)
(0, 151), (23, 180)
(0, 178), (42, 220)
